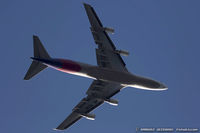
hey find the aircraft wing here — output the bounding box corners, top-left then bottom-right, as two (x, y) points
(84, 3), (128, 72)
(55, 80), (123, 130)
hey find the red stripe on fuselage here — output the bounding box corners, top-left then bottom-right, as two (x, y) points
(57, 59), (81, 73)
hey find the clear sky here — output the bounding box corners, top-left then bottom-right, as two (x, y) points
(0, 0), (199, 132)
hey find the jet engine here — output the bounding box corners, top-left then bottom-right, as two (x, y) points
(105, 99), (118, 106)
(115, 50), (129, 56)
(104, 27), (114, 34)
(80, 113), (95, 120)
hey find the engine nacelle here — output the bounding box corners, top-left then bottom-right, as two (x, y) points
(115, 50), (129, 56)
(104, 27), (114, 34)
(105, 99), (118, 106)
(80, 113), (95, 120)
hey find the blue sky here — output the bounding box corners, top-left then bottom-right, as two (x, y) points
(0, 0), (199, 132)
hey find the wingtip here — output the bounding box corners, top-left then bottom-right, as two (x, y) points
(33, 35), (38, 38)
(83, 2), (91, 7)
(83, 2), (88, 5)
(23, 74), (29, 80)
(52, 128), (63, 131)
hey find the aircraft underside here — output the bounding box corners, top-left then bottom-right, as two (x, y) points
(24, 3), (167, 130)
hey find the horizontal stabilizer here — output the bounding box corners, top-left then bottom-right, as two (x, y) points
(24, 61), (47, 80)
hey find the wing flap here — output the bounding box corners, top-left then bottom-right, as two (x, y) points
(96, 48), (127, 70)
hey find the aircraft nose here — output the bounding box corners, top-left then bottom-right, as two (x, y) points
(159, 83), (168, 90)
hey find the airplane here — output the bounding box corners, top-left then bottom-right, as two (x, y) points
(24, 3), (167, 130)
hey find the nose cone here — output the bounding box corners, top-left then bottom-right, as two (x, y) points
(159, 83), (168, 90)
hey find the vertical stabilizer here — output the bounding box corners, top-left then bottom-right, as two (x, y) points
(33, 35), (50, 59)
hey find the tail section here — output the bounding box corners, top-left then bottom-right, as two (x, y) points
(24, 35), (50, 80)
(33, 35), (50, 59)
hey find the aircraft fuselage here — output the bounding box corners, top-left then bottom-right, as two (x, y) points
(32, 57), (167, 91)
